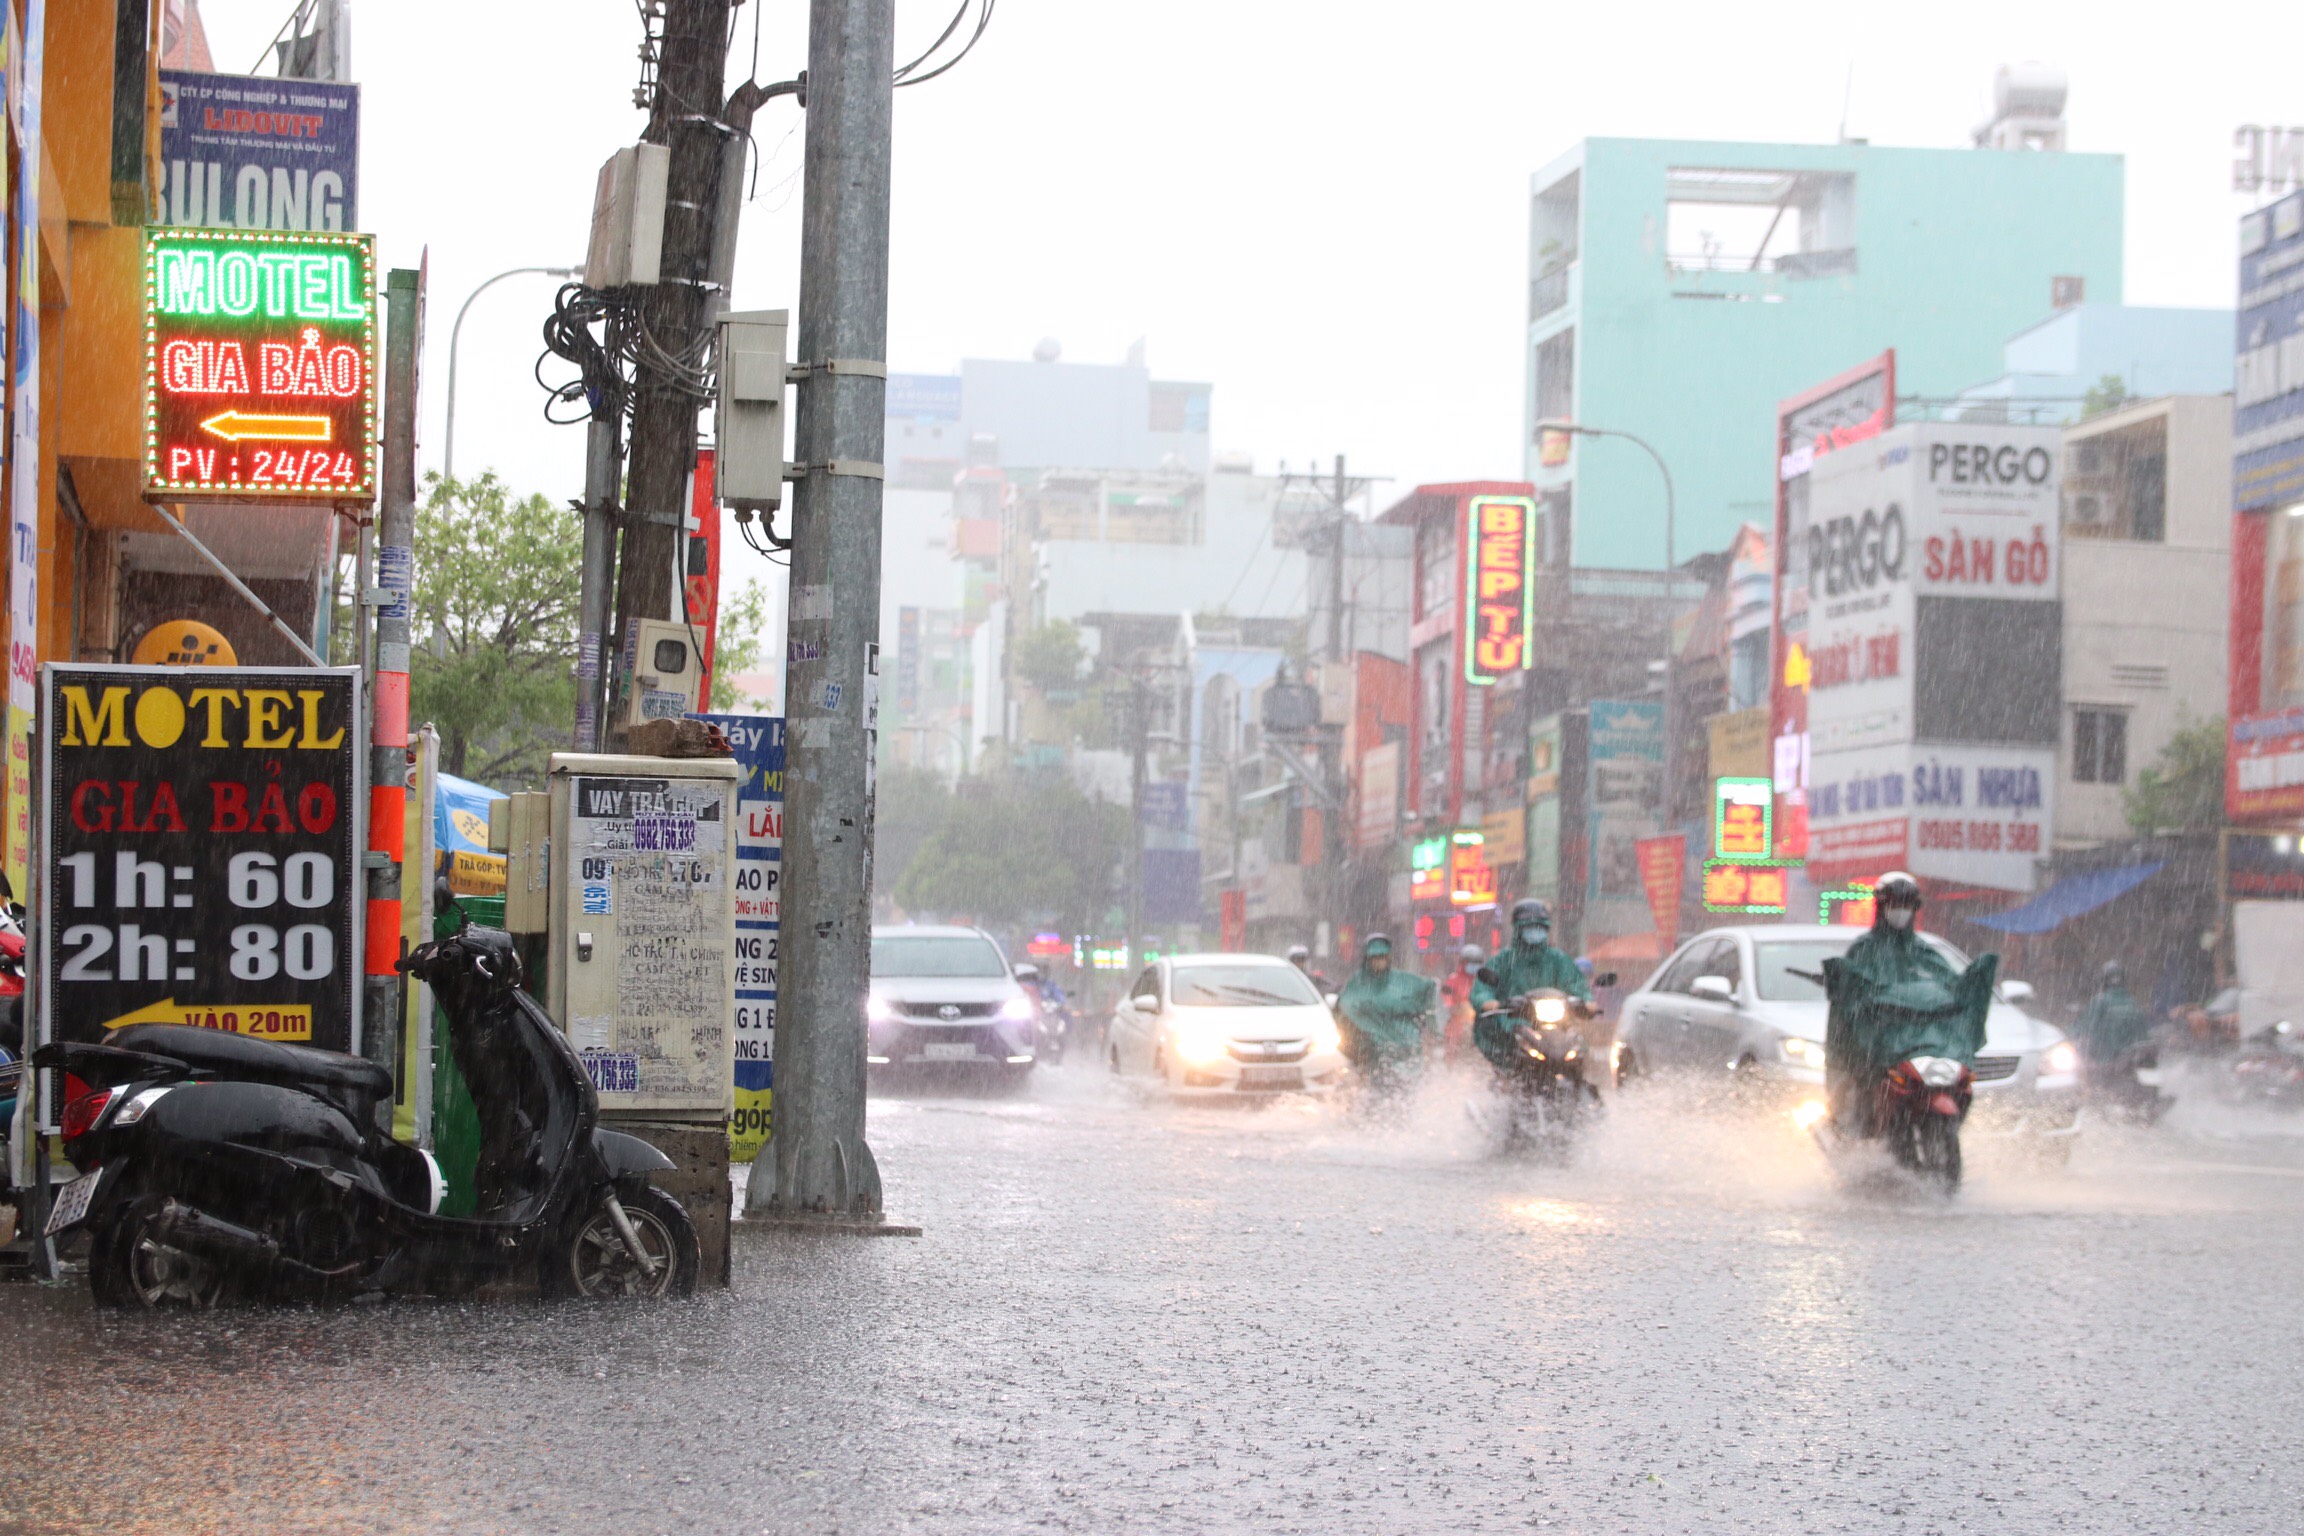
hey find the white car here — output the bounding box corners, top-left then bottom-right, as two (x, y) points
(1107, 953), (1348, 1094)
(1614, 924), (2080, 1135)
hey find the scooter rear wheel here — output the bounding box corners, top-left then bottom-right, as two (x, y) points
(548, 1187), (699, 1299)
(97, 1194), (227, 1310)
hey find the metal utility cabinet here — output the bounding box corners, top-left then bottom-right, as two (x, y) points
(542, 753), (742, 1122)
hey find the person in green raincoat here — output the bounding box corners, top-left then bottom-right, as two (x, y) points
(1471, 898), (1591, 1075)
(1822, 872), (1998, 1136)
(2073, 961), (2152, 1067)
(1334, 934), (1438, 1089)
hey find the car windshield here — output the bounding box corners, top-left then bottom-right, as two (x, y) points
(1170, 964), (1322, 1007)
(870, 935), (1007, 979)
(1754, 934), (1972, 1000)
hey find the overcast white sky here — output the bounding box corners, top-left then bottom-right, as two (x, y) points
(199, 0), (2271, 550)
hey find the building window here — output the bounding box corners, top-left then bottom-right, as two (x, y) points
(1415, 514), (1455, 622)
(1665, 167), (1856, 276)
(1533, 328), (1575, 435)
(2063, 417), (2166, 542)
(2073, 708), (2127, 785)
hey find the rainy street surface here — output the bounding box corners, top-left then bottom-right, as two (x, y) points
(5, 1059), (2304, 1535)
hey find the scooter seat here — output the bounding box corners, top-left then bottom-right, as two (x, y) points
(108, 1023), (393, 1100)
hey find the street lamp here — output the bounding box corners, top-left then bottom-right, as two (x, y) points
(1534, 419), (1682, 816)
(442, 264), (580, 480)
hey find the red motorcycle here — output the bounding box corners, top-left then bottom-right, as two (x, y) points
(1875, 1055), (1973, 1190)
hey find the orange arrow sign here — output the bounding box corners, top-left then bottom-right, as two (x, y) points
(199, 409), (333, 443)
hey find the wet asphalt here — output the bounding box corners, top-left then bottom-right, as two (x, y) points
(3, 1055), (2303, 1536)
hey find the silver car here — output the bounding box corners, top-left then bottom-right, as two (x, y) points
(865, 925), (1039, 1082)
(1613, 924), (2080, 1137)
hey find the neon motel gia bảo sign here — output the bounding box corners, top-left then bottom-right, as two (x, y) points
(143, 228), (377, 500)
(1464, 495), (1536, 684)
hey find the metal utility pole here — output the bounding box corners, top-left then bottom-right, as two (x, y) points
(1126, 674), (1149, 968)
(610, 0), (735, 747)
(754, 0), (894, 1222)
(364, 268), (421, 1080)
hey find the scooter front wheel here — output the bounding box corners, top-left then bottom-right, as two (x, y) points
(548, 1187), (699, 1299)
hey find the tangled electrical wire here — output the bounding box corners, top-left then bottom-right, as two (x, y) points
(895, 0), (996, 89)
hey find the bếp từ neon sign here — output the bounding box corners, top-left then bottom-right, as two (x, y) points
(1463, 495), (1535, 684)
(143, 228), (377, 501)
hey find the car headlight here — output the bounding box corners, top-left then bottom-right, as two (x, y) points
(866, 992), (894, 1023)
(1310, 1018), (1342, 1055)
(999, 995), (1037, 1022)
(1779, 1035), (1826, 1068)
(2041, 1041), (2079, 1077)
(1172, 1024), (1229, 1068)
(1533, 997), (1568, 1025)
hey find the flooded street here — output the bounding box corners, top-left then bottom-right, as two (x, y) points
(6, 1061), (2302, 1535)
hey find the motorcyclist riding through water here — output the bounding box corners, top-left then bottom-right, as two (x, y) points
(1471, 899), (1590, 1074)
(1820, 872), (1998, 1173)
(1440, 943), (1484, 1059)
(2075, 960), (2164, 1119)
(1334, 934), (1439, 1102)
(1287, 943), (1333, 995)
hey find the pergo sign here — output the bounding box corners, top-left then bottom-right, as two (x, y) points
(142, 227), (378, 501)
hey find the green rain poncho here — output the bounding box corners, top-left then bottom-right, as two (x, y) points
(1470, 937), (1590, 1072)
(1335, 940), (1438, 1063)
(1822, 921), (1998, 1080)
(2074, 984), (2150, 1063)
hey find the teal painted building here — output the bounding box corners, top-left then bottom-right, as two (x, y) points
(1525, 137), (2126, 570)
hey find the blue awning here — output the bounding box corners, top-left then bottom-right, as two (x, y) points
(1971, 861), (2164, 935)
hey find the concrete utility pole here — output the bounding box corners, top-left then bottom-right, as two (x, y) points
(611, 0), (735, 746)
(754, 0), (894, 1221)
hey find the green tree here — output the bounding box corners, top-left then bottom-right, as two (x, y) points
(2082, 373), (2131, 420)
(707, 576), (774, 710)
(874, 764), (955, 901)
(2125, 717), (2226, 835)
(896, 770), (1127, 930)
(1013, 619), (1086, 693)
(408, 471), (582, 785)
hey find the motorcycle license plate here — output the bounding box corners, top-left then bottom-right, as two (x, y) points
(1239, 1066), (1302, 1088)
(920, 1042), (980, 1062)
(44, 1170), (99, 1236)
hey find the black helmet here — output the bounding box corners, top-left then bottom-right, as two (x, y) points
(2100, 960), (2126, 988)
(1873, 871), (1923, 911)
(1510, 898), (1552, 930)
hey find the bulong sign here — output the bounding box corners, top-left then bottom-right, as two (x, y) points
(142, 227), (377, 501)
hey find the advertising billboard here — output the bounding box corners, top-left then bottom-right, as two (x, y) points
(158, 69), (360, 230)
(2228, 193), (2304, 819)
(700, 713), (782, 1162)
(143, 227), (378, 501)
(1804, 741), (2054, 893)
(41, 666), (361, 1051)
(1771, 352), (1896, 860)
(1463, 494), (1535, 684)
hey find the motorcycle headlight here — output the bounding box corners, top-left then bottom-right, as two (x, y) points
(999, 995), (1037, 1023)
(1779, 1036), (1827, 1068)
(1910, 1056), (1964, 1088)
(1172, 1024), (1229, 1068)
(2040, 1042), (2079, 1077)
(1533, 998), (1568, 1025)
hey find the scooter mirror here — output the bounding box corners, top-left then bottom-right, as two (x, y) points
(1592, 971), (1619, 989)
(1475, 966), (1501, 990)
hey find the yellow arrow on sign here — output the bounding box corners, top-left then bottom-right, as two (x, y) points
(199, 409), (333, 443)
(97, 998), (191, 1031)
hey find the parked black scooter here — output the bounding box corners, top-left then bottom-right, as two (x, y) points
(36, 925), (698, 1307)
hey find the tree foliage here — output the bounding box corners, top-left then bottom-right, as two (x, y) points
(408, 471), (582, 785)
(1013, 619), (1086, 693)
(893, 770), (1128, 930)
(2124, 717), (2225, 835)
(708, 577), (774, 710)
(2081, 373), (2131, 420)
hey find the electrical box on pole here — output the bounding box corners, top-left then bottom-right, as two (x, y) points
(618, 618), (708, 729)
(543, 753), (742, 1121)
(714, 308), (789, 511)
(584, 144), (670, 289)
